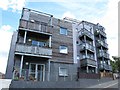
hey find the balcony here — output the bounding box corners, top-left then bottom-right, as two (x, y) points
(80, 57), (96, 66)
(15, 43), (52, 57)
(19, 19), (53, 34)
(98, 51), (109, 59)
(79, 28), (93, 40)
(96, 40), (108, 49)
(95, 29), (106, 38)
(80, 43), (94, 53)
(99, 64), (112, 71)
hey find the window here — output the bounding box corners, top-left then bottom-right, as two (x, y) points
(59, 67), (68, 76)
(39, 42), (46, 47)
(32, 40), (38, 46)
(32, 40), (47, 47)
(59, 45), (68, 54)
(60, 27), (67, 35)
(76, 41), (79, 45)
(77, 55), (80, 60)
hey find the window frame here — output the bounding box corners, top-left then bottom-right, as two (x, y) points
(59, 67), (68, 77)
(59, 45), (68, 54)
(60, 27), (68, 35)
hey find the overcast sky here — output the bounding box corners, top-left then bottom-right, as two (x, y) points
(0, 0), (119, 74)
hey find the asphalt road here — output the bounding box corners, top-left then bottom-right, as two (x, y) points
(87, 79), (118, 88)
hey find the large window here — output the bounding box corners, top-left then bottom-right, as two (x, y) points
(59, 67), (68, 76)
(59, 45), (68, 54)
(60, 27), (67, 35)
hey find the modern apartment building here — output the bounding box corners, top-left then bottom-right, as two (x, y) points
(5, 8), (112, 81)
(5, 8), (77, 81)
(64, 19), (112, 74)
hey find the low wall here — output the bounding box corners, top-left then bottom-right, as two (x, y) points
(78, 73), (100, 79)
(9, 78), (113, 88)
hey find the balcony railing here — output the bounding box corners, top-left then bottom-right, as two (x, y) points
(80, 58), (96, 66)
(19, 19), (53, 34)
(98, 51), (109, 59)
(95, 29), (106, 38)
(79, 28), (93, 40)
(99, 64), (112, 71)
(96, 40), (108, 49)
(15, 43), (52, 56)
(79, 43), (94, 52)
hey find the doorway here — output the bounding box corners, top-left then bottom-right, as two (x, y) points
(29, 63), (45, 81)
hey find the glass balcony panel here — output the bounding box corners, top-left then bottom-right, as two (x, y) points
(15, 43), (52, 56)
(19, 19), (52, 34)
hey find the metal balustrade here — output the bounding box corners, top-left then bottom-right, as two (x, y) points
(95, 29), (106, 38)
(96, 40), (108, 49)
(80, 58), (96, 66)
(79, 43), (94, 52)
(99, 64), (112, 71)
(79, 28), (93, 40)
(98, 51), (109, 59)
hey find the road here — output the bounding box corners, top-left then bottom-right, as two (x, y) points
(87, 79), (118, 88)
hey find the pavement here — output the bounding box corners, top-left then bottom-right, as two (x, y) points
(0, 79), (12, 90)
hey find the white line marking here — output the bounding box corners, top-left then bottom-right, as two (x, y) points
(104, 82), (118, 88)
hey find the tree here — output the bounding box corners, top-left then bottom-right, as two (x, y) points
(111, 56), (120, 73)
(110, 60), (117, 73)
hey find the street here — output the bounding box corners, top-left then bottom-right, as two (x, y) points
(87, 79), (118, 88)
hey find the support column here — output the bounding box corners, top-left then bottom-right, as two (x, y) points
(23, 31), (27, 43)
(48, 60), (51, 81)
(49, 36), (52, 48)
(87, 66), (89, 73)
(20, 55), (24, 77)
(84, 35), (88, 73)
(95, 67), (98, 73)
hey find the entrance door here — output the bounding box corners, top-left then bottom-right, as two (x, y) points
(29, 63), (45, 81)
(37, 64), (45, 81)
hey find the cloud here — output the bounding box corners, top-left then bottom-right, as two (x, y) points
(62, 11), (75, 19)
(0, 25), (12, 31)
(55, 0), (109, 21)
(27, 0), (109, 3)
(0, 0), (26, 12)
(92, 0), (119, 59)
(60, 0), (118, 59)
(0, 25), (13, 73)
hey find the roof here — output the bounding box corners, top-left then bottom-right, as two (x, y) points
(0, 72), (4, 75)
